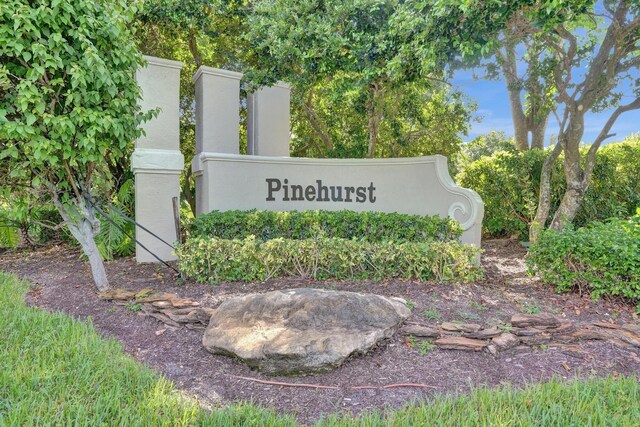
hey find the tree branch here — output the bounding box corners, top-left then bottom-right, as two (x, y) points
(584, 96), (640, 180)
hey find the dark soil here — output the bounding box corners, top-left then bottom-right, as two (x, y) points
(1, 240), (639, 425)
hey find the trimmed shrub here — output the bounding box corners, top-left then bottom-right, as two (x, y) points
(457, 135), (640, 239)
(176, 236), (481, 284)
(526, 213), (640, 308)
(457, 149), (548, 238)
(189, 209), (462, 242)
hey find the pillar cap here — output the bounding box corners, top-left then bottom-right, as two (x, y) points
(193, 66), (243, 83)
(143, 55), (183, 70)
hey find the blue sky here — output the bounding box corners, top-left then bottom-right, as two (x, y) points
(452, 68), (640, 146)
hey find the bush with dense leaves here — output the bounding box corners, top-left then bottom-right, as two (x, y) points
(527, 213), (640, 308)
(457, 135), (640, 239)
(176, 235), (481, 284)
(190, 210), (462, 242)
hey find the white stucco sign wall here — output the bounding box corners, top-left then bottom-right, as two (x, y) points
(192, 153), (484, 246)
(134, 58), (485, 263)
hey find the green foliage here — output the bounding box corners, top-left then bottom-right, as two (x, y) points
(457, 135), (640, 239)
(125, 302), (143, 312)
(289, 72), (475, 159)
(0, 0), (149, 199)
(177, 236), (482, 284)
(457, 148), (548, 238)
(527, 214), (640, 308)
(422, 309), (443, 321)
(246, 0), (508, 159)
(190, 210), (462, 243)
(406, 335), (434, 355)
(521, 304), (542, 315)
(454, 131), (517, 171)
(0, 205), (20, 248)
(0, 0), (151, 286)
(95, 179), (136, 260)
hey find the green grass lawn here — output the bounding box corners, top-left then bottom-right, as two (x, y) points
(1, 271), (639, 426)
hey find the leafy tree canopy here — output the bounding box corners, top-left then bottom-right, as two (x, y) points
(0, 0), (151, 289)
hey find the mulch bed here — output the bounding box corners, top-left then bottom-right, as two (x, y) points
(1, 240), (639, 425)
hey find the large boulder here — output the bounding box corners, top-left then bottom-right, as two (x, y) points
(202, 288), (411, 375)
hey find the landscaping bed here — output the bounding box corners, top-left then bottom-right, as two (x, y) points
(1, 240), (639, 425)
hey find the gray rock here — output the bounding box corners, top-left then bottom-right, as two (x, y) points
(202, 288), (411, 375)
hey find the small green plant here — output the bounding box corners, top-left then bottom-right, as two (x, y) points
(497, 322), (512, 333)
(405, 300), (415, 311)
(417, 339), (435, 355)
(457, 310), (480, 321)
(406, 336), (435, 356)
(406, 335), (418, 348)
(521, 304), (542, 315)
(470, 301), (488, 311)
(423, 309), (443, 321)
(125, 302), (142, 312)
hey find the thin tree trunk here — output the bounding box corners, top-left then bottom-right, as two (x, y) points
(530, 115), (547, 149)
(52, 195), (110, 291)
(366, 82), (384, 158)
(188, 28), (203, 67)
(500, 43), (529, 151)
(183, 167), (196, 216)
(303, 90), (334, 152)
(69, 219), (110, 291)
(530, 140), (563, 242)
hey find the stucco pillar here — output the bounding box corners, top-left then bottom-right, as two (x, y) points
(131, 56), (184, 263)
(192, 66), (243, 214)
(247, 82), (291, 157)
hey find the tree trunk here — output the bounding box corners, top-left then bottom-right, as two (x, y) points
(550, 122), (586, 230)
(182, 167), (196, 216)
(303, 91), (334, 152)
(501, 42), (530, 151)
(530, 140), (563, 242)
(366, 82), (384, 158)
(52, 195), (110, 291)
(68, 218), (110, 291)
(530, 115), (547, 149)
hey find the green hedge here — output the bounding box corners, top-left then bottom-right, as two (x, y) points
(176, 236), (481, 284)
(526, 213), (640, 307)
(189, 210), (462, 243)
(456, 135), (640, 239)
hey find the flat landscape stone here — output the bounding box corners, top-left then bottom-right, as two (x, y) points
(462, 327), (502, 339)
(511, 314), (561, 329)
(512, 327), (544, 336)
(401, 324), (440, 338)
(441, 322), (482, 333)
(202, 288), (411, 375)
(435, 336), (487, 351)
(492, 333), (520, 350)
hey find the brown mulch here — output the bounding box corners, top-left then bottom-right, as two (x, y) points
(1, 240), (639, 425)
